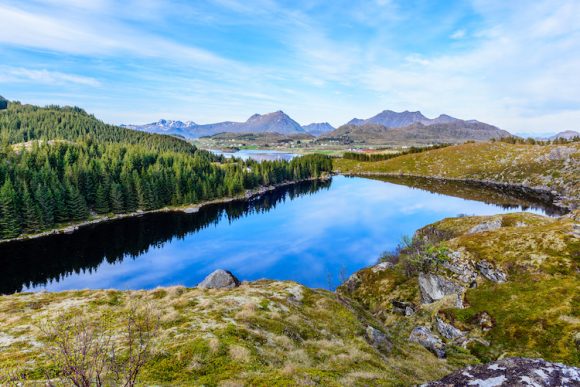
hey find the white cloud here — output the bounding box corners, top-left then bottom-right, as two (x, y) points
(0, 68), (101, 87)
(450, 29), (466, 39)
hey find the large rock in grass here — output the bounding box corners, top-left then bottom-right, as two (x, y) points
(423, 357), (580, 386)
(418, 273), (464, 307)
(409, 326), (446, 358)
(198, 269), (240, 289)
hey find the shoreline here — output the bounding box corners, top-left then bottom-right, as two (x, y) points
(339, 171), (572, 212)
(0, 175), (330, 245)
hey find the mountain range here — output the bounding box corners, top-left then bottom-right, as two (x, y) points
(123, 109), (508, 142)
(549, 130), (580, 140)
(123, 111), (336, 138)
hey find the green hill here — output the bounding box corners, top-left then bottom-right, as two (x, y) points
(0, 102), (332, 241)
(335, 141), (580, 210)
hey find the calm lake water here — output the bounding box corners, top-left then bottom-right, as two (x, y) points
(0, 176), (560, 294)
(210, 149), (297, 161)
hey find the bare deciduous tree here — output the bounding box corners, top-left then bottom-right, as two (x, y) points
(40, 302), (159, 386)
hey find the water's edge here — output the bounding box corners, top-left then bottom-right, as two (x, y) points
(0, 175), (331, 246)
(342, 172), (569, 213)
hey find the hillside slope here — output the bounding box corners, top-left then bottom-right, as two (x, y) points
(338, 211), (580, 367)
(335, 141), (580, 209)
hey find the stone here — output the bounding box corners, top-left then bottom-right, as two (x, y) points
(409, 326), (446, 358)
(392, 300), (415, 316)
(342, 273), (362, 293)
(365, 326), (392, 353)
(371, 261), (394, 273)
(476, 260), (507, 283)
(198, 269), (240, 289)
(475, 311), (495, 331)
(443, 250), (478, 284)
(468, 218), (502, 234)
(435, 317), (464, 340)
(418, 273), (465, 307)
(423, 357), (580, 386)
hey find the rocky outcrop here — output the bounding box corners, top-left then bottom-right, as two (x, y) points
(418, 273), (464, 307)
(424, 357), (580, 386)
(468, 218), (502, 234)
(442, 250), (478, 284)
(476, 260), (507, 283)
(365, 326), (392, 353)
(198, 269), (240, 289)
(435, 317), (464, 340)
(409, 326), (446, 358)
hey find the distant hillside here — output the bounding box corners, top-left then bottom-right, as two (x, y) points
(301, 122), (335, 136)
(322, 120), (510, 145)
(0, 95), (7, 110)
(335, 141), (579, 210)
(346, 110), (465, 128)
(549, 130), (580, 140)
(126, 111), (306, 138)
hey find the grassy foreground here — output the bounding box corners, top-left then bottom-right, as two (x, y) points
(1, 211), (577, 385)
(335, 141), (580, 209)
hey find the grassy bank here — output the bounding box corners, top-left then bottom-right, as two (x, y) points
(334, 142), (580, 209)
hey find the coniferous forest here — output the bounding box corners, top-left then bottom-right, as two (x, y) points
(0, 102), (332, 239)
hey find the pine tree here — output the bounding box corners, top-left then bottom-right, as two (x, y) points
(0, 178), (21, 238)
(22, 187), (42, 233)
(66, 184), (89, 221)
(35, 184), (55, 228)
(110, 183), (125, 214)
(94, 184), (109, 214)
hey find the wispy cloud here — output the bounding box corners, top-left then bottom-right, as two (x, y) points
(0, 0), (579, 133)
(0, 67), (101, 87)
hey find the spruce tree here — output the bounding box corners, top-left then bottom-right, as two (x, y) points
(94, 184), (109, 214)
(110, 183), (125, 214)
(66, 184), (89, 221)
(22, 187), (42, 233)
(0, 178), (21, 238)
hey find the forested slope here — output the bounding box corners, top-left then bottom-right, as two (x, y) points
(0, 103), (332, 240)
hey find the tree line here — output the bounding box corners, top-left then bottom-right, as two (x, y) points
(342, 143), (451, 162)
(0, 103), (332, 239)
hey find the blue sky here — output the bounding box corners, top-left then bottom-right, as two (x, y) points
(0, 0), (579, 134)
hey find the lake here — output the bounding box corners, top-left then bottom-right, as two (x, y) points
(0, 176), (560, 294)
(210, 149), (298, 161)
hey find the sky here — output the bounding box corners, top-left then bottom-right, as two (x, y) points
(0, 0), (579, 135)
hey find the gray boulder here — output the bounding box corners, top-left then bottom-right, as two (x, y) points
(418, 273), (465, 307)
(468, 218), (502, 234)
(409, 326), (446, 358)
(476, 260), (507, 283)
(423, 357), (580, 386)
(198, 269), (240, 289)
(365, 326), (392, 353)
(443, 250), (478, 283)
(435, 317), (464, 340)
(341, 273), (362, 293)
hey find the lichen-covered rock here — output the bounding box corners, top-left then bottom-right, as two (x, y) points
(423, 357), (580, 386)
(197, 269), (240, 289)
(443, 250), (478, 283)
(435, 317), (464, 340)
(476, 260), (507, 283)
(418, 273), (465, 307)
(365, 326), (392, 353)
(409, 326), (446, 358)
(468, 218), (502, 234)
(474, 311), (495, 331)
